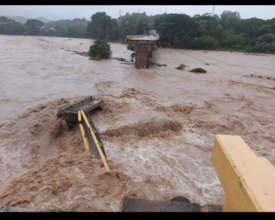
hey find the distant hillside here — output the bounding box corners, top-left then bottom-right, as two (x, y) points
(9, 16), (51, 24)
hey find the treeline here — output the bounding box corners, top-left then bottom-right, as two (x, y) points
(1, 11), (275, 53)
(0, 16), (89, 38)
(86, 11), (275, 53)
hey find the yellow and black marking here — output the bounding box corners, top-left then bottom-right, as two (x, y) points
(78, 110), (110, 172)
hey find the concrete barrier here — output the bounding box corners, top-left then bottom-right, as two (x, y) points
(212, 135), (275, 212)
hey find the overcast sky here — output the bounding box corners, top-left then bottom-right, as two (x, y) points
(0, 5), (274, 21)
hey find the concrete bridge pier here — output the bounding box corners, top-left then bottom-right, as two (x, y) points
(126, 33), (159, 69)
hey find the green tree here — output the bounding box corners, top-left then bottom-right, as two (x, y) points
(89, 40), (111, 59)
(0, 16), (25, 34)
(221, 11), (241, 34)
(194, 35), (219, 50)
(87, 12), (119, 41)
(67, 24), (82, 37)
(210, 24), (224, 40)
(42, 18), (89, 38)
(25, 19), (44, 35)
(257, 33), (275, 43)
(246, 42), (269, 53)
(194, 14), (220, 37)
(1, 11), (275, 54)
(221, 34), (246, 49)
(257, 24), (273, 35)
(237, 18), (265, 41)
(271, 18), (275, 33)
(154, 13), (197, 48)
(118, 12), (149, 40)
(107, 19), (120, 41)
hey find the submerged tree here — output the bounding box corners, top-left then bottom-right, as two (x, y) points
(89, 40), (111, 59)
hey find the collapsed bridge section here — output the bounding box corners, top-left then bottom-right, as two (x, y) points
(126, 31), (159, 69)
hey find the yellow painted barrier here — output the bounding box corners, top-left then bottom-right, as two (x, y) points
(79, 124), (90, 152)
(212, 135), (275, 212)
(80, 110), (102, 148)
(80, 110), (111, 172)
(80, 110), (96, 134)
(78, 111), (90, 153)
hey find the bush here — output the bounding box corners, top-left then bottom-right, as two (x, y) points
(194, 36), (219, 50)
(256, 33), (275, 43)
(176, 64), (186, 70)
(246, 42), (268, 53)
(89, 40), (111, 59)
(245, 44), (254, 52)
(221, 34), (246, 49)
(190, 68), (207, 73)
(271, 41), (275, 52)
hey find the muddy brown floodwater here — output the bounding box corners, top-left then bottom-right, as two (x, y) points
(0, 35), (275, 211)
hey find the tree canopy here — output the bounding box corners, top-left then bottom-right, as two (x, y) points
(1, 10), (275, 54)
(25, 19), (44, 35)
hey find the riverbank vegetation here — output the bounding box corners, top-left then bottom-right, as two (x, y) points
(1, 10), (275, 53)
(89, 40), (111, 59)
